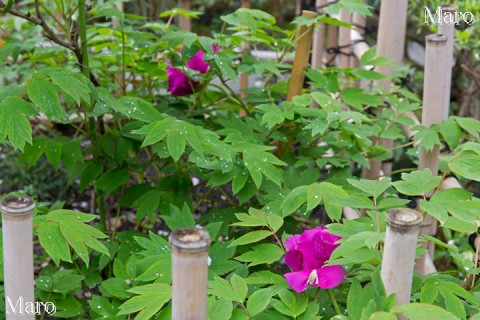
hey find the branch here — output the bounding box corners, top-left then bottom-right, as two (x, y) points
(0, 0), (99, 86)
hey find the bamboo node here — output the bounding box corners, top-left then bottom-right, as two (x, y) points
(386, 208), (423, 233)
(170, 227), (211, 255)
(426, 33), (447, 45)
(0, 196), (35, 217)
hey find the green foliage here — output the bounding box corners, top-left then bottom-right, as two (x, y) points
(0, 1), (479, 319)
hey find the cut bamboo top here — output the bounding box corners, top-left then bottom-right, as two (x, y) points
(426, 34), (447, 45)
(386, 208), (423, 233)
(440, 4), (456, 13)
(170, 227), (211, 255)
(0, 196), (35, 219)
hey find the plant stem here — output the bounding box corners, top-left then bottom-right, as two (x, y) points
(327, 289), (341, 315)
(78, 0), (89, 77)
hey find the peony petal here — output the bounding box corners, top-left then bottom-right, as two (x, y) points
(187, 50), (209, 74)
(285, 270), (311, 293)
(314, 265), (345, 289)
(167, 66), (196, 96)
(285, 250), (303, 272)
(285, 234), (302, 251)
(298, 227), (325, 270)
(312, 229), (341, 265)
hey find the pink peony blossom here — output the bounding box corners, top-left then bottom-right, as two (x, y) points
(284, 226), (345, 293)
(167, 46), (218, 96)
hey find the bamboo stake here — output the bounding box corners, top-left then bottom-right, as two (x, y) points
(170, 227), (210, 320)
(351, 6), (366, 68)
(381, 208), (423, 306)
(1, 196), (35, 320)
(312, 0), (327, 69)
(364, 0), (408, 179)
(287, 10), (317, 101)
(240, 0), (250, 99)
(295, 0), (302, 17)
(438, 4), (456, 119)
(178, 0), (191, 31)
(338, 8), (351, 69)
(416, 34), (449, 276)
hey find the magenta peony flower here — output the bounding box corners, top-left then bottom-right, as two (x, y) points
(284, 226), (345, 293)
(167, 46), (218, 96)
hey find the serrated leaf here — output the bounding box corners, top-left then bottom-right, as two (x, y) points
(449, 151), (480, 182)
(247, 288), (273, 317)
(347, 178), (391, 199)
(392, 303), (459, 320)
(162, 203), (195, 231)
(27, 78), (64, 120)
(96, 168), (130, 193)
(118, 284), (172, 320)
(229, 230), (272, 247)
(37, 221), (71, 265)
(392, 169), (441, 196)
(0, 96), (33, 150)
(236, 244), (284, 266)
(340, 88), (383, 110)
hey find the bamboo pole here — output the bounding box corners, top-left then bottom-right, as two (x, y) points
(351, 7), (366, 68)
(338, 8), (351, 69)
(1, 196), (35, 320)
(295, 0), (302, 17)
(178, 0), (191, 31)
(170, 227), (210, 320)
(416, 34), (449, 276)
(364, 0), (408, 179)
(418, 34), (449, 175)
(381, 208), (423, 306)
(311, 0), (327, 69)
(240, 0), (250, 99)
(438, 4), (456, 119)
(287, 10), (317, 101)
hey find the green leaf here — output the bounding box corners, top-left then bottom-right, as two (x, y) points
(440, 118), (461, 150)
(96, 168), (130, 193)
(229, 230), (273, 247)
(352, 69), (387, 81)
(232, 208), (268, 228)
(392, 303), (459, 320)
(332, 195), (375, 209)
(118, 97), (163, 123)
(45, 139), (62, 170)
(454, 116), (480, 139)
(161, 203), (195, 231)
(208, 297), (233, 320)
(339, 0), (372, 15)
(449, 151), (480, 182)
(392, 169), (442, 196)
(167, 125), (186, 162)
(414, 125), (441, 152)
(420, 279), (438, 304)
(347, 178), (391, 198)
(37, 210), (109, 266)
(37, 221), (71, 265)
(208, 275), (248, 304)
(118, 284), (172, 320)
(247, 288), (273, 317)
(27, 78), (64, 120)
(340, 88), (383, 110)
(317, 182), (348, 221)
(49, 70), (91, 105)
(281, 185), (307, 216)
(133, 189), (161, 221)
(360, 46), (392, 67)
(230, 274), (248, 304)
(236, 244), (284, 266)
(0, 96), (33, 150)
(419, 188), (479, 228)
